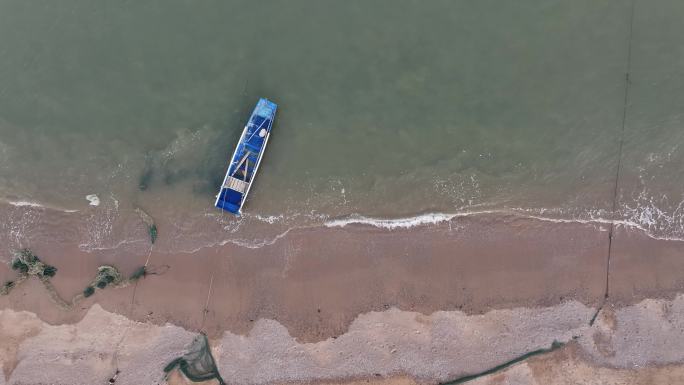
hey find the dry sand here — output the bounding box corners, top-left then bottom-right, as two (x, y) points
(2, 294), (684, 385)
(468, 344), (684, 385)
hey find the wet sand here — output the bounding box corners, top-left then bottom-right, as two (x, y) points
(2, 210), (610, 341)
(610, 226), (684, 304)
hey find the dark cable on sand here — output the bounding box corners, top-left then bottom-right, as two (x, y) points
(108, 208), (158, 383)
(200, 272), (215, 333)
(592, 0), (637, 326)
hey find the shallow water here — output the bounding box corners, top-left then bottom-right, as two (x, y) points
(0, 0), (682, 248)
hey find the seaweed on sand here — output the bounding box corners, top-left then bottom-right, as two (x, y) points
(90, 265), (123, 291)
(3, 249), (156, 310)
(135, 207), (158, 244)
(10, 249), (57, 278)
(11, 259), (29, 274)
(42, 265), (58, 277)
(83, 286), (95, 298)
(149, 224), (158, 244)
(3, 249), (62, 305)
(78, 265), (124, 298)
(1, 281), (15, 295)
(18, 248), (37, 263)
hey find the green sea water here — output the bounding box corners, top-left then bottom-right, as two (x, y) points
(0, 0), (682, 245)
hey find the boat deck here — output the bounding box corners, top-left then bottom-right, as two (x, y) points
(215, 98), (277, 214)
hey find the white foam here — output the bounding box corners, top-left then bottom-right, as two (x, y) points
(85, 194), (100, 206)
(323, 208), (684, 242)
(250, 214), (285, 224)
(70, 204), (684, 257)
(222, 228), (295, 249)
(78, 238), (146, 252)
(6, 199), (79, 213)
(326, 212), (469, 230)
(513, 209), (684, 242)
(621, 190), (684, 240)
(178, 227), (297, 254)
(8, 200), (44, 208)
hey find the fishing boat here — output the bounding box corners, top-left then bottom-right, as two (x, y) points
(215, 98), (277, 215)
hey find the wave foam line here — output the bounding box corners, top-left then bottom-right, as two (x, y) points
(520, 214), (684, 242)
(324, 210), (498, 230)
(5, 199), (79, 213)
(324, 209), (684, 242)
(89, 208), (684, 256)
(175, 227), (298, 254)
(8, 200), (44, 208)
(78, 237), (148, 252)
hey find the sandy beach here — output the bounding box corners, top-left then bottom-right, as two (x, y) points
(2, 0), (684, 382)
(2, 203), (684, 384)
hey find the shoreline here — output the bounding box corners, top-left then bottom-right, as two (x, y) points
(2, 195), (681, 257)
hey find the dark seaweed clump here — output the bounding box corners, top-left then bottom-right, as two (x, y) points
(42, 265), (58, 277)
(18, 248), (38, 262)
(11, 249), (57, 278)
(0, 280), (15, 296)
(96, 272), (117, 289)
(83, 286), (95, 297)
(149, 224), (158, 244)
(11, 259), (29, 273)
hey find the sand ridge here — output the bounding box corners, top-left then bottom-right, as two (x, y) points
(1, 294), (684, 385)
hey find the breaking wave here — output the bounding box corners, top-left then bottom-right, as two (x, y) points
(3, 192), (683, 257)
(323, 206), (684, 242)
(325, 212), (486, 230)
(5, 199), (79, 213)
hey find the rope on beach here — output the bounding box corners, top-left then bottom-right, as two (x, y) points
(108, 207), (159, 383)
(592, 0), (637, 327)
(200, 272), (215, 333)
(607, 0), (636, 297)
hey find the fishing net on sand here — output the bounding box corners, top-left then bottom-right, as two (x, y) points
(164, 334), (225, 385)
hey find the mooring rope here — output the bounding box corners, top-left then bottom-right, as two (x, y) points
(200, 272), (215, 333)
(109, 211), (157, 384)
(604, 0), (637, 301)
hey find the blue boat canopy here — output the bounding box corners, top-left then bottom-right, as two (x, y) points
(215, 98), (277, 215)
